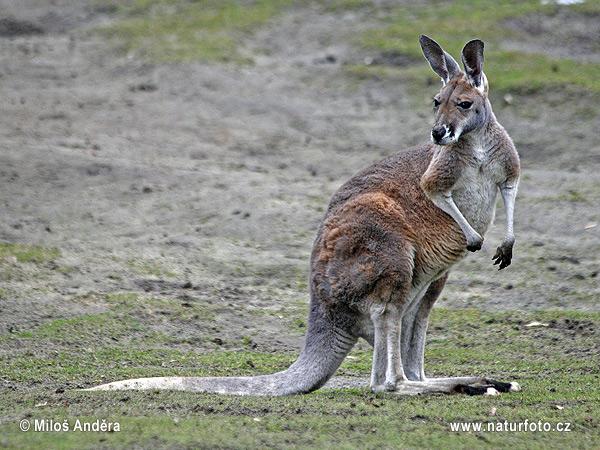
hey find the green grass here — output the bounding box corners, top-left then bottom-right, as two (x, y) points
(0, 243), (61, 282)
(354, 0), (600, 93)
(0, 242), (60, 264)
(97, 0), (600, 91)
(315, 0), (374, 11)
(1, 407), (594, 450)
(0, 307), (598, 449)
(125, 256), (180, 279)
(98, 0), (294, 62)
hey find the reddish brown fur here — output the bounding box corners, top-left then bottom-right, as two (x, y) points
(310, 142), (469, 320)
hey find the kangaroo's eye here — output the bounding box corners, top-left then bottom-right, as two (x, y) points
(433, 98), (441, 108)
(458, 101), (473, 109)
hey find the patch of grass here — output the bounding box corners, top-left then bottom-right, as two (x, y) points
(125, 257), (179, 278)
(1, 334), (293, 386)
(520, 183), (599, 205)
(0, 308), (599, 448)
(315, 0), (374, 11)
(360, 1), (541, 57)
(102, 291), (218, 322)
(0, 308), (291, 385)
(487, 52), (600, 94)
(0, 313), (146, 347)
(0, 242), (60, 264)
(355, 0), (600, 93)
(0, 243), (61, 282)
(1, 405), (598, 449)
(99, 0), (294, 63)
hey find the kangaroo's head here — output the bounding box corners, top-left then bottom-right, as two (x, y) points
(419, 35), (489, 146)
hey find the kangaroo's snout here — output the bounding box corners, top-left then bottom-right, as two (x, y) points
(431, 126), (446, 143)
(431, 125), (454, 145)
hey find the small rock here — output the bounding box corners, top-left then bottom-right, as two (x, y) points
(130, 82), (158, 92)
(525, 321), (549, 328)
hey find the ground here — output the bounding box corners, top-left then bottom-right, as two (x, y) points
(0, 0), (599, 449)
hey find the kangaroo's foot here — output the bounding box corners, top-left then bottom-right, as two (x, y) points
(452, 378), (521, 396)
(373, 376), (521, 396)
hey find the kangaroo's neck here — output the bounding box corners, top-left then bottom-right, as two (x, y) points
(451, 109), (507, 158)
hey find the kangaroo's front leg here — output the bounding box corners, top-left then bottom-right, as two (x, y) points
(493, 180), (518, 270)
(430, 191), (483, 251)
(421, 150), (482, 251)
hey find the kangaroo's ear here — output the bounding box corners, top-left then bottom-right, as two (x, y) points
(461, 39), (486, 92)
(419, 35), (461, 85)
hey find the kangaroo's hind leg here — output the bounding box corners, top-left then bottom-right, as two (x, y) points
(368, 259), (414, 393)
(370, 301), (405, 392)
(395, 273), (521, 395)
(370, 301), (408, 392)
(318, 192), (418, 394)
(401, 273), (448, 381)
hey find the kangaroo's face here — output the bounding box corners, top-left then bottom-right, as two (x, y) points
(431, 78), (487, 145)
(419, 35), (488, 146)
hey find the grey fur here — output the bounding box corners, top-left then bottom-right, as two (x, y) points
(420, 35), (461, 84)
(461, 39), (485, 89)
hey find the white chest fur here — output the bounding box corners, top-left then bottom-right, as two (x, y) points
(453, 146), (498, 235)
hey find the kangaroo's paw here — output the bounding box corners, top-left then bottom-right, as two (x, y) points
(492, 243), (513, 270)
(466, 234), (484, 252)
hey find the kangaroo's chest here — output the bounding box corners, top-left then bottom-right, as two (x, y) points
(452, 148), (498, 234)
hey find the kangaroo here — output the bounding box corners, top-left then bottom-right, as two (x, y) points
(87, 36), (521, 396)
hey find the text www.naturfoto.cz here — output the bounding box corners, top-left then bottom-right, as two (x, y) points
(450, 420), (571, 433)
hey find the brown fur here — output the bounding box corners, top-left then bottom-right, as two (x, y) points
(311, 142), (469, 320)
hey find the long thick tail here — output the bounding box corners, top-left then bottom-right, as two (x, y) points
(85, 297), (357, 396)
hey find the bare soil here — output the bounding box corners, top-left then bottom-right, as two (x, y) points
(0, 0), (599, 393)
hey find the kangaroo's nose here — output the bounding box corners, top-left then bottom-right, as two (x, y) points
(431, 126), (447, 143)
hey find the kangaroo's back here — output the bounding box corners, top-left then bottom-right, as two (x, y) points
(312, 143), (466, 289)
(324, 144), (434, 215)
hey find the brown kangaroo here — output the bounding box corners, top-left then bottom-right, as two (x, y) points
(87, 36), (521, 396)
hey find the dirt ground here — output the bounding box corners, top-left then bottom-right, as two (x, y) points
(0, 0), (599, 393)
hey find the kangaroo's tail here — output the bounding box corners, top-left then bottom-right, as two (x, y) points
(85, 296), (357, 396)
